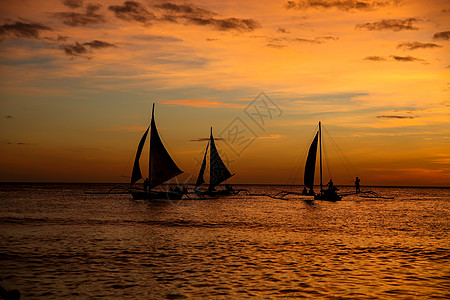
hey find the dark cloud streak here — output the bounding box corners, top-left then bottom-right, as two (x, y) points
(433, 31), (450, 40)
(377, 115), (416, 119)
(61, 42), (89, 58)
(62, 0), (83, 8)
(397, 42), (441, 50)
(356, 18), (419, 31)
(108, 1), (260, 32)
(285, 0), (390, 11)
(364, 56), (386, 61)
(83, 40), (116, 49)
(155, 2), (216, 18)
(188, 17), (260, 32)
(390, 55), (422, 62)
(190, 137), (223, 142)
(0, 21), (52, 40)
(277, 27), (290, 33)
(108, 1), (156, 25)
(364, 55), (425, 62)
(156, 2), (260, 32)
(61, 40), (116, 58)
(53, 3), (105, 27)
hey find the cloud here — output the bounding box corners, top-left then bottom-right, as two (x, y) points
(53, 4), (106, 26)
(1, 139), (37, 146)
(432, 158), (450, 165)
(364, 56), (386, 61)
(356, 18), (419, 31)
(101, 125), (147, 132)
(363, 55), (425, 62)
(155, 2), (216, 18)
(0, 21), (52, 40)
(132, 34), (182, 42)
(61, 42), (89, 58)
(433, 31), (450, 40)
(190, 137), (224, 142)
(292, 37), (322, 44)
(397, 42), (442, 50)
(16, 142), (36, 146)
(57, 35), (69, 41)
(267, 43), (286, 48)
(266, 36), (338, 48)
(83, 40), (116, 49)
(5, 115), (13, 119)
(108, 1), (156, 25)
(390, 55), (423, 62)
(285, 0), (390, 11)
(108, 1), (260, 32)
(162, 99), (245, 108)
(277, 27), (290, 33)
(252, 134), (281, 139)
(62, 0), (83, 9)
(156, 2), (260, 32)
(315, 36), (339, 41)
(376, 115), (416, 119)
(196, 18), (260, 32)
(61, 40), (116, 58)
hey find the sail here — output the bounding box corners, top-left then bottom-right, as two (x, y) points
(149, 105), (183, 189)
(304, 132), (319, 190)
(195, 142), (209, 187)
(209, 128), (233, 190)
(130, 126), (149, 187)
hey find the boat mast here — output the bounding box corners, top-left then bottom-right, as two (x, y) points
(149, 103), (155, 186)
(319, 121), (322, 192)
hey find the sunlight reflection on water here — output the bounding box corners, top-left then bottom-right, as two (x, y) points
(0, 184), (449, 298)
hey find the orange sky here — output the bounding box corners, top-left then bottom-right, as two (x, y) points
(0, 0), (449, 186)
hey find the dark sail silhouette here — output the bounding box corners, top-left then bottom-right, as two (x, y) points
(129, 103), (184, 200)
(130, 127), (149, 188)
(195, 142), (209, 187)
(149, 104), (183, 189)
(304, 132), (318, 191)
(194, 127), (234, 195)
(306, 122), (341, 201)
(209, 127), (233, 190)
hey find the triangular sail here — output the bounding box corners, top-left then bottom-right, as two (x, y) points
(209, 128), (233, 190)
(149, 105), (183, 189)
(130, 126), (149, 188)
(195, 142), (209, 187)
(304, 132), (319, 191)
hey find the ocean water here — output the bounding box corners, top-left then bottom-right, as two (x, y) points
(0, 183), (449, 299)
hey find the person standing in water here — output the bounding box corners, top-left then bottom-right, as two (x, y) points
(355, 177), (360, 193)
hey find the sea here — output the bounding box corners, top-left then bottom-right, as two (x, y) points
(0, 183), (449, 299)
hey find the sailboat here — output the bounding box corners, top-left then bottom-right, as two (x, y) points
(303, 121), (341, 201)
(129, 104), (186, 200)
(194, 128), (236, 196)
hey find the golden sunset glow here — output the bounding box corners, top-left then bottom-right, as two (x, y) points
(0, 0), (449, 186)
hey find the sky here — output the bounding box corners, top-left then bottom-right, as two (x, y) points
(0, 0), (449, 186)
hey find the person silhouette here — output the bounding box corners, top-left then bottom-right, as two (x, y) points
(143, 178), (149, 192)
(355, 177), (361, 193)
(302, 187), (308, 195)
(328, 179), (334, 190)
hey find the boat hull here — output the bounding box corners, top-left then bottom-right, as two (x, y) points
(131, 190), (184, 201)
(314, 192), (341, 202)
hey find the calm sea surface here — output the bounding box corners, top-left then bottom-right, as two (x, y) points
(0, 184), (449, 299)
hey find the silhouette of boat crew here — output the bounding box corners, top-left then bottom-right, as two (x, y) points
(355, 177), (361, 193)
